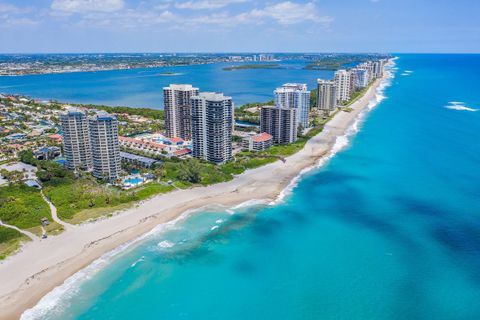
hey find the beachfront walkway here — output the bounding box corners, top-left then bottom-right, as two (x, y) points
(0, 220), (39, 242)
(41, 190), (74, 231)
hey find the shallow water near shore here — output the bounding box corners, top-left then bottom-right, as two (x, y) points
(23, 54), (480, 319)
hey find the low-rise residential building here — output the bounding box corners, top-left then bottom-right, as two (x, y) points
(242, 132), (273, 151)
(120, 152), (161, 168)
(119, 136), (167, 155)
(34, 146), (61, 160)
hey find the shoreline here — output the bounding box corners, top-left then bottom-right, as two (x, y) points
(0, 62), (394, 320)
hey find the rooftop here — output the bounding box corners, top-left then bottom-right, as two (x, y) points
(192, 92), (232, 102)
(120, 152), (160, 166)
(250, 132), (273, 143)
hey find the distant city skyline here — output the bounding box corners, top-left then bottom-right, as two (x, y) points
(0, 0), (478, 53)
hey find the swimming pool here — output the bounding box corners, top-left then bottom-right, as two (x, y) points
(123, 177), (144, 185)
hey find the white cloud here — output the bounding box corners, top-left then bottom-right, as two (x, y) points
(249, 2), (332, 25)
(46, 0), (332, 31)
(175, 0), (247, 10)
(3, 17), (39, 26)
(51, 0), (125, 13)
(0, 3), (18, 13)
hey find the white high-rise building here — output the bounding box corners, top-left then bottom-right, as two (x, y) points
(89, 112), (121, 180)
(60, 108), (92, 171)
(274, 83), (310, 129)
(334, 70), (353, 103)
(163, 84), (199, 140)
(260, 106), (298, 144)
(351, 68), (369, 89)
(191, 92), (233, 164)
(316, 80), (337, 114)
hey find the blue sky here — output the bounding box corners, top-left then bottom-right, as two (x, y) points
(0, 0), (478, 53)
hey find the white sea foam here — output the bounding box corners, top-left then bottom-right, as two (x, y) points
(404, 70), (413, 73)
(210, 226), (219, 231)
(231, 199), (269, 210)
(444, 101), (478, 112)
(130, 256), (145, 267)
(157, 240), (175, 248)
(215, 219), (224, 224)
(445, 105), (478, 112)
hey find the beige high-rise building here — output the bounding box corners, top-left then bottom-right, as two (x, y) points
(191, 92), (233, 164)
(89, 112), (121, 180)
(60, 108), (93, 171)
(163, 84), (199, 140)
(316, 79), (337, 114)
(334, 69), (353, 103)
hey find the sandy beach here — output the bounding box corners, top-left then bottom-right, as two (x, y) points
(0, 64), (392, 320)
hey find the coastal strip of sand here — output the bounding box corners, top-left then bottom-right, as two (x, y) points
(0, 61), (394, 320)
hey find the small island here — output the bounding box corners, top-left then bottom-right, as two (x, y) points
(223, 64), (283, 71)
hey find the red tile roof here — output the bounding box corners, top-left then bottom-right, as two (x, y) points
(174, 148), (192, 157)
(119, 136), (167, 150)
(7, 144), (23, 149)
(251, 132), (273, 143)
(49, 134), (62, 140)
(170, 137), (184, 144)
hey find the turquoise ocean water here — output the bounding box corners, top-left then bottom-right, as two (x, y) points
(17, 54), (480, 319)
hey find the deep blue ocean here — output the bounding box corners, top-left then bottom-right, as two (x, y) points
(18, 54), (480, 320)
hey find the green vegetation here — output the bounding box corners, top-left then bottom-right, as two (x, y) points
(43, 178), (175, 223)
(234, 101), (274, 124)
(223, 64), (283, 71)
(69, 103), (164, 120)
(43, 179), (134, 221)
(304, 55), (371, 71)
(310, 89), (318, 109)
(0, 184), (51, 229)
(0, 227), (28, 260)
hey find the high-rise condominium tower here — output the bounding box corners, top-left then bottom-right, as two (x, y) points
(334, 70), (353, 103)
(191, 92), (233, 164)
(274, 83), (310, 129)
(89, 112), (121, 180)
(260, 106), (298, 144)
(163, 84), (199, 140)
(316, 80), (337, 114)
(60, 108), (92, 171)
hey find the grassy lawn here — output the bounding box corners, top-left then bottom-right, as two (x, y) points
(43, 179), (175, 224)
(0, 226), (29, 260)
(67, 203), (134, 224)
(133, 182), (175, 199)
(0, 184), (51, 230)
(27, 222), (64, 236)
(43, 178), (137, 221)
